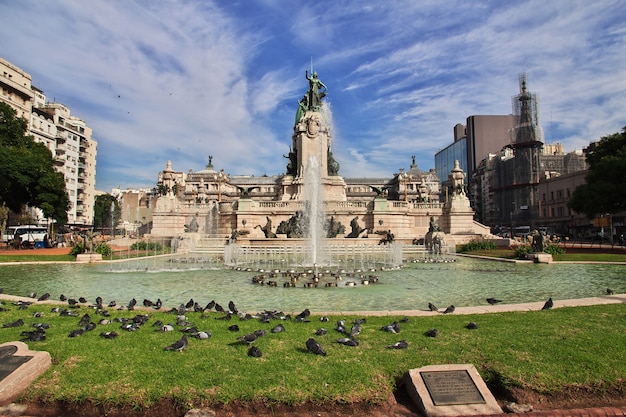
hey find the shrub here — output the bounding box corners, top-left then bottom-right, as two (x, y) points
(458, 239), (498, 252)
(515, 245), (533, 259)
(69, 242), (85, 256)
(95, 242), (112, 257)
(130, 241), (163, 251)
(544, 244), (565, 255)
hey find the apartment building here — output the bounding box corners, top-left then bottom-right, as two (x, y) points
(0, 57), (97, 226)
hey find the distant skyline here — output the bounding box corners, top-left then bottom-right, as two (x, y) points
(1, 1), (624, 192)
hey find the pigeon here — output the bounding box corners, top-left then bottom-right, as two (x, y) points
(337, 337), (359, 347)
(315, 328), (327, 336)
(68, 328), (85, 337)
(466, 322), (479, 330)
(37, 292), (51, 301)
(164, 334), (188, 352)
(486, 298), (502, 305)
(295, 308), (311, 322)
(606, 288), (614, 295)
(190, 331), (211, 339)
(319, 316), (329, 322)
(228, 300), (238, 314)
(185, 298), (195, 309)
(95, 296), (103, 309)
(100, 331), (118, 339)
(349, 323), (362, 338)
(205, 300), (216, 311)
(143, 299), (154, 308)
(238, 333), (258, 344)
(78, 313), (91, 327)
(442, 305), (455, 314)
(60, 294), (67, 302)
(154, 299), (162, 309)
(127, 298), (137, 311)
(28, 292), (37, 299)
(306, 338), (327, 356)
(336, 320), (347, 334)
(157, 324), (175, 332)
(228, 324), (240, 332)
(248, 346), (263, 357)
(386, 340), (409, 349)
(380, 322), (400, 333)
(21, 330), (46, 342)
(425, 328), (438, 337)
(271, 324), (285, 333)
(2, 319), (24, 328)
(214, 303), (225, 313)
(541, 297), (553, 310)
(428, 303), (438, 312)
(79, 297), (87, 303)
(108, 300), (117, 308)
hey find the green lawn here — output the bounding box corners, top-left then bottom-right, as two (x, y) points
(0, 301), (623, 409)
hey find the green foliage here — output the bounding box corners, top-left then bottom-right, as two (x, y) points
(544, 244), (565, 255)
(514, 245), (533, 259)
(69, 242), (85, 256)
(458, 239), (498, 252)
(0, 302), (622, 408)
(95, 242), (112, 257)
(130, 241), (163, 251)
(93, 194), (121, 231)
(0, 102), (69, 224)
(568, 127), (626, 218)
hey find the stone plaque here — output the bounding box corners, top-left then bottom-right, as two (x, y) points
(420, 370), (485, 406)
(0, 345), (32, 381)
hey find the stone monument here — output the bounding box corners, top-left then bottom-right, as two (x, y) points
(0, 341), (51, 404)
(405, 364), (503, 417)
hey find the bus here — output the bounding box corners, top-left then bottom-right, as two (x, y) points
(3, 225), (49, 247)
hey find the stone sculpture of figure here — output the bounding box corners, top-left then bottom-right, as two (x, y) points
(327, 150), (340, 176)
(376, 230), (395, 245)
(284, 147), (297, 176)
(295, 95), (308, 125)
(428, 216), (440, 233)
(305, 70), (327, 110)
(346, 216), (363, 238)
(185, 217), (199, 233)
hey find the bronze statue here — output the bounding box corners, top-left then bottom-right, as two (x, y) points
(235, 185), (260, 198)
(305, 70), (327, 110)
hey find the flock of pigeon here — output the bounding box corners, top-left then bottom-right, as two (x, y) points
(1, 287), (609, 357)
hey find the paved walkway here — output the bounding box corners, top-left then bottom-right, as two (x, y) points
(459, 406), (626, 417)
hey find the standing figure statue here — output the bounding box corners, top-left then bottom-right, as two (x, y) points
(305, 70), (327, 110)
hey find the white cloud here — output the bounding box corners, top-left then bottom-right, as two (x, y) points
(1, 0), (624, 191)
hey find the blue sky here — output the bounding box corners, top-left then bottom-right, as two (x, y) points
(1, 1), (625, 192)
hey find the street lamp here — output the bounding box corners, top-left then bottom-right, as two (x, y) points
(213, 169), (227, 202)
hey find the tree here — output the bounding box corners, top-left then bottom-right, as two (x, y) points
(0, 102), (69, 224)
(568, 127), (626, 218)
(93, 194), (121, 232)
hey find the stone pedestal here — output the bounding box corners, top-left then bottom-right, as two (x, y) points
(75, 253), (103, 263)
(531, 252), (553, 263)
(405, 364), (502, 417)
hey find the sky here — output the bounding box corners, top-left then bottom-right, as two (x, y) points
(1, 1), (625, 192)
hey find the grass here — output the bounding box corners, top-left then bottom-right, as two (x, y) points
(459, 248), (626, 262)
(0, 301), (624, 409)
(0, 254), (75, 262)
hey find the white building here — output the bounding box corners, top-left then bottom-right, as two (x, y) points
(0, 57), (97, 226)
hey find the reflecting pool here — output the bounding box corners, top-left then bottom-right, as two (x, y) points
(0, 257), (622, 312)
